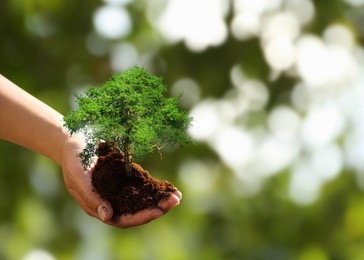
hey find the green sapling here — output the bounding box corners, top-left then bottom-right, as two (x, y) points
(63, 66), (193, 169)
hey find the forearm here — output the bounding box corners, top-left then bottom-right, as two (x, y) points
(0, 74), (68, 165)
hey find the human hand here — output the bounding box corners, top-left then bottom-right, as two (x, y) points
(61, 135), (182, 228)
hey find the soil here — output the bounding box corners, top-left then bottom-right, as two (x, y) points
(91, 142), (176, 217)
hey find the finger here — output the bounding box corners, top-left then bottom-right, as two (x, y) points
(96, 200), (113, 222)
(84, 189), (114, 222)
(108, 208), (163, 228)
(173, 189), (183, 200)
(157, 190), (182, 214)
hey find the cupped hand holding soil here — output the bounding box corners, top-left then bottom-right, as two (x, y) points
(62, 136), (182, 228)
(104, 189), (182, 228)
(92, 142), (180, 216)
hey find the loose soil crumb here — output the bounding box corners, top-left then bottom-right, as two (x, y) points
(91, 142), (176, 216)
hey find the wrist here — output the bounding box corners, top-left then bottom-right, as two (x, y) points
(59, 129), (86, 166)
(46, 116), (71, 165)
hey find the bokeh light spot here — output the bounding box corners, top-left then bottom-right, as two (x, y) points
(93, 5), (131, 39)
(213, 127), (254, 169)
(344, 0), (364, 6)
(110, 43), (139, 72)
(268, 106), (301, 140)
(289, 159), (321, 205)
(301, 103), (345, 149)
(171, 78), (201, 108)
(285, 0), (315, 25)
(178, 160), (216, 192)
(263, 37), (296, 70)
(157, 0), (228, 52)
(231, 12), (260, 40)
(324, 24), (355, 49)
(23, 249), (55, 260)
(189, 101), (220, 141)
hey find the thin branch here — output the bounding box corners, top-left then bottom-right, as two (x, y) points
(153, 143), (168, 160)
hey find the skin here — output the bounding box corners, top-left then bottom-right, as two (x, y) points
(0, 74), (182, 228)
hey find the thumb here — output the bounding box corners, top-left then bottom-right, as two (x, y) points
(84, 190), (113, 221)
(96, 200), (113, 222)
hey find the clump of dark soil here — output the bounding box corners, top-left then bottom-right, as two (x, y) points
(91, 142), (176, 217)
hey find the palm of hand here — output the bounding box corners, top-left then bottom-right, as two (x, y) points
(61, 135), (181, 228)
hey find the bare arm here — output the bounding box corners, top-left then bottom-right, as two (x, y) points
(0, 75), (65, 164)
(0, 74), (181, 228)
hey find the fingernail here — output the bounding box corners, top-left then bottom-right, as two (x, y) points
(98, 204), (108, 221)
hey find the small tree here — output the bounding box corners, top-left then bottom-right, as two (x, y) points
(64, 67), (193, 169)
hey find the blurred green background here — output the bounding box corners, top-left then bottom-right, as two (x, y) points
(1, 0), (364, 259)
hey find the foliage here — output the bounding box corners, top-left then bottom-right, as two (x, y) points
(63, 66), (193, 168)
